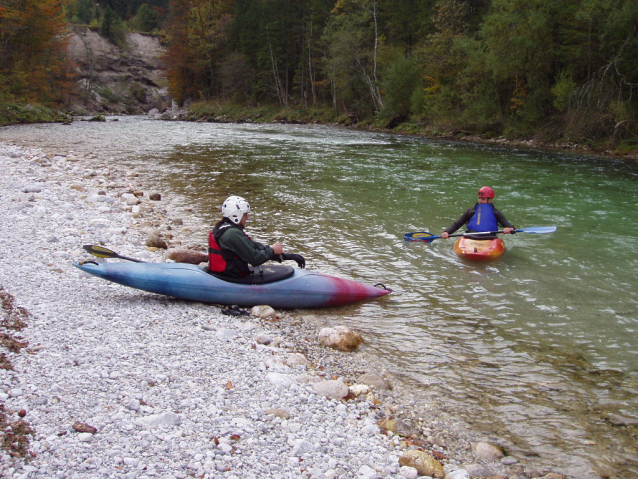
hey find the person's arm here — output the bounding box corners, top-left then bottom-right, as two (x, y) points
(441, 208), (473, 238)
(218, 229), (275, 267)
(494, 208), (515, 234)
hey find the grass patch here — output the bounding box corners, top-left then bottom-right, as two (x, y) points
(186, 102), (343, 125)
(0, 102), (71, 126)
(612, 140), (638, 157)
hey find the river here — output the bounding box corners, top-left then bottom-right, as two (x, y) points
(2, 117), (637, 478)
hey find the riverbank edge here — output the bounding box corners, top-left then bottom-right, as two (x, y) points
(0, 139), (575, 479)
(166, 103), (638, 162)
(3, 102), (637, 161)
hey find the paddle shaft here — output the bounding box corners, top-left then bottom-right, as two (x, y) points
(404, 226), (556, 242)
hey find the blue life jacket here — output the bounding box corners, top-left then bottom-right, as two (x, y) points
(467, 203), (498, 232)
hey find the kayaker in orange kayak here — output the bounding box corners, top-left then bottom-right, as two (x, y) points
(441, 186), (515, 240)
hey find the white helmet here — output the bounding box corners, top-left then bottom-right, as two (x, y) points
(222, 195), (250, 224)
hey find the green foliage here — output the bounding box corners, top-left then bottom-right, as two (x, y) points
(129, 4), (160, 32)
(101, 6), (127, 47)
(186, 100), (342, 124)
(218, 53), (254, 103)
(76, 0), (95, 25)
(95, 86), (122, 103)
(551, 71), (576, 111)
(379, 56), (420, 121)
(129, 82), (147, 102)
(322, 0), (384, 116)
(0, 102), (71, 126)
(5, 0), (638, 146)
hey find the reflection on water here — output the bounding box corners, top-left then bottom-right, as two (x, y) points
(2, 117), (638, 478)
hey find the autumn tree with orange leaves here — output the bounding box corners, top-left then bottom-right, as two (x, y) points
(0, 0), (73, 104)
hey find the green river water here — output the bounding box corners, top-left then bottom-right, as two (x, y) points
(2, 117), (637, 478)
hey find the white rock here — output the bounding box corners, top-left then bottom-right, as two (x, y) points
(290, 439), (315, 456)
(285, 353), (310, 368)
(349, 384), (371, 396)
(266, 372), (296, 388)
(23, 184), (42, 193)
(447, 469), (471, 479)
(398, 465), (418, 479)
(312, 379), (349, 399)
(136, 411), (181, 427)
(215, 328), (237, 340)
(250, 304), (276, 318)
(358, 464), (377, 477)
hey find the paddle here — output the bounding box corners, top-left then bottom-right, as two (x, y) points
(83, 245), (144, 263)
(403, 226), (557, 243)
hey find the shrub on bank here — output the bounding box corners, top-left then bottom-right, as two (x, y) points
(0, 103), (72, 126)
(186, 102), (342, 125)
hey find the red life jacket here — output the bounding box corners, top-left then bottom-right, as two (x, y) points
(208, 230), (227, 273)
(208, 222), (251, 276)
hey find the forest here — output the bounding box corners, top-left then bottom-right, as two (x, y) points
(1, 0), (637, 150)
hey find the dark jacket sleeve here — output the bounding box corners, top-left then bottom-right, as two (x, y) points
(217, 228), (274, 267)
(494, 208), (514, 229)
(444, 207), (474, 234)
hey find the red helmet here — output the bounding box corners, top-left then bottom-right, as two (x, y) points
(478, 186), (495, 198)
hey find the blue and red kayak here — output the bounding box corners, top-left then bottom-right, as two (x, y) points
(73, 261), (391, 308)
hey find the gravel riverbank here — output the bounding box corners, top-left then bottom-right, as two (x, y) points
(0, 140), (570, 479)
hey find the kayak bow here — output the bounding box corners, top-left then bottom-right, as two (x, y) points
(454, 237), (506, 261)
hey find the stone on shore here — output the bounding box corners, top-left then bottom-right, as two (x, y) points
(312, 379), (349, 398)
(357, 372), (392, 390)
(398, 450), (445, 478)
(250, 304), (276, 318)
(166, 249), (208, 264)
(318, 325), (363, 352)
(473, 441), (505, 462)
(145, 232), (168, 249)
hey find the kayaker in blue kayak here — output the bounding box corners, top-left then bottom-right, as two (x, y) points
(441, 187), (515, 240)
(208, 195), (305, 276)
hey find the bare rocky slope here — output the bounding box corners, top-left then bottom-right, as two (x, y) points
(66, 27), (171, 115)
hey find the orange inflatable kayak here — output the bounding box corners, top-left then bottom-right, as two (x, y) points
(454, 236), (506, 261)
